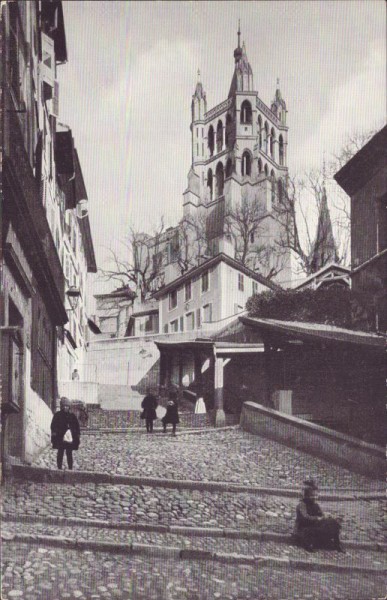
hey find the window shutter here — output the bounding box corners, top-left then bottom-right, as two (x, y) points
(51, 80), (59, 117)
(41, 33), (55, 86)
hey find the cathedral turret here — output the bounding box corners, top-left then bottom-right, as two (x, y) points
(229, 23), (253, 96)
(271, 79), (287, 125)
(191, 70), (206, 122)
(191, 70), (207, 165)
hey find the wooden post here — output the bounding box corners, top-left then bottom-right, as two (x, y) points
(214, 356), (225, 427)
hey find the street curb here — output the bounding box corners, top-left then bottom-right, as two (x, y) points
(81, 425), (238, 435)
(2, 514), (386, 553)
(3, 532), (385, 574)
(9, 465), (384, 501)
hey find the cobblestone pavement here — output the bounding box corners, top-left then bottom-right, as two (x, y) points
(3, 428), (385, 599)
(2, 481), (385, 543)
(2, 542), (386, 600)
(34, 429), (382, 490)
(2, 520), (386, 571)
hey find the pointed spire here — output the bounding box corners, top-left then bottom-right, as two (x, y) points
(309, 186), (339, 273)
(234, 21), (243, 63)
(193, 68), (206, 101)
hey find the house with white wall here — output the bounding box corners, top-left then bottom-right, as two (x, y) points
(153, 252), (279, 335)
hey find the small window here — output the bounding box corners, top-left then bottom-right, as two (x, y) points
(169, 289), (178, 310)
(180, 316), (184, 332)
(186, 312), (195, 331)
(196, 308), (201, 328)
(164, 323), (169, 333)
(238, 273), (244, 291)
(250, 232), (255, 244)
(185, 280), (192, 301)
(170, 319), (178, 333)
(252, 281), (258, 295)
(201, 271), (209, 293)
(203, 303), (212, 323)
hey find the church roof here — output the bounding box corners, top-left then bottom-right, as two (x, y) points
(229, 25), (253, 97)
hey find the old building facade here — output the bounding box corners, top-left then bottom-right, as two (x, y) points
(334, 125), (387, 332)
(1, 0), (96, 468)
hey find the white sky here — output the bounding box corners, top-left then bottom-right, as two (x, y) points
(58, 0), (386, 293)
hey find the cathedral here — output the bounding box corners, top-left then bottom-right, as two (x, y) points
(182, 26), (292, 286)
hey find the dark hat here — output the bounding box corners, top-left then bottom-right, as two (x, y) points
(303, 479), (318, 490)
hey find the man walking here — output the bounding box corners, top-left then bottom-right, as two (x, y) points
(141, 388), (158, 433)
(51, 397), (80, 470)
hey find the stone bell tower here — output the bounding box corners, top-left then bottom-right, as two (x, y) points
(182, 25), (292, 286)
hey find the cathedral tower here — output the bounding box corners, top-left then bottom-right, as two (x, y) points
(183, 27), (291, 285)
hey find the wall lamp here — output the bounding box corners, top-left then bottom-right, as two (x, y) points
(76, 199), (89, 219)
(66, 286), (81, 310)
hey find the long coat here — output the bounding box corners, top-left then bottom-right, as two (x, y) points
(51, 410), (80, 450)
(162, 400), (180, 426)
(294, 498), (341, 549)
(141, 394), (158, 420)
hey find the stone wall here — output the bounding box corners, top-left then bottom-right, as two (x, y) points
(240, 401), (384, 480)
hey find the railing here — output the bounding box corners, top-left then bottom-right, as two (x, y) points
(256, 97), (281, 127)
(206, 98), (233, 122)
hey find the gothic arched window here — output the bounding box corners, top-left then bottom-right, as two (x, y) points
(277, 178), (284, 204)
(207, 169), (213, 202)
(216, 120), (223, 154)
(279, 135), (284, 166)
(264, 122), (269, 154)
(258, 115), (262, 149)
(241, 151), (252, 177)
(208, 126), (214, 157)
(258, 158), (263, 174)
(270, 128), (275, 159)
(270, 170), (276, 203)
(225, 113), (232, 149)
(264, 164), (269, 177)
(240, 100), (252, 124)
(215, 162), (224, 197)
(226, 158), (233, 178)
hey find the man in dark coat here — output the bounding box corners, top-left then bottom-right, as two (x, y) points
(294, 479), (344, 552)
(141, 388), (158, 433)
(161, 389), (180, 436)
(51, 397), (80, 470)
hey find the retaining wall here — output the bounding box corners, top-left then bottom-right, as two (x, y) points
(240, 402), (385, 480)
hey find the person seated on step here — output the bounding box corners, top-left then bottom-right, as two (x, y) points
(161, 388), (180, 436)
(141, 387), (158, 433)
(293, 479), (345, 553)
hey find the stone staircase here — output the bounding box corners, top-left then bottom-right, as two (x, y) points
(2, 429), (385, 600)
(85, 406), (240, 430)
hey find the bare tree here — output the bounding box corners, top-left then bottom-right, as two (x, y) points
(329, 128), (379, 170)
(272, 127), (381, 277)
(176, 213), (210, 274)
(99, 219), (165, 303)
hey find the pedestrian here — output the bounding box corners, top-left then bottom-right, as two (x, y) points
(51, 397), (80, 470)
(293, 479), (344, 552)
(71, 368), (80, 380)
(141, 387), (158, 433)
(161, 389), (180, 436)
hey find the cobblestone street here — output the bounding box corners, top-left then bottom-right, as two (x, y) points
(2, 428), (386, 599)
